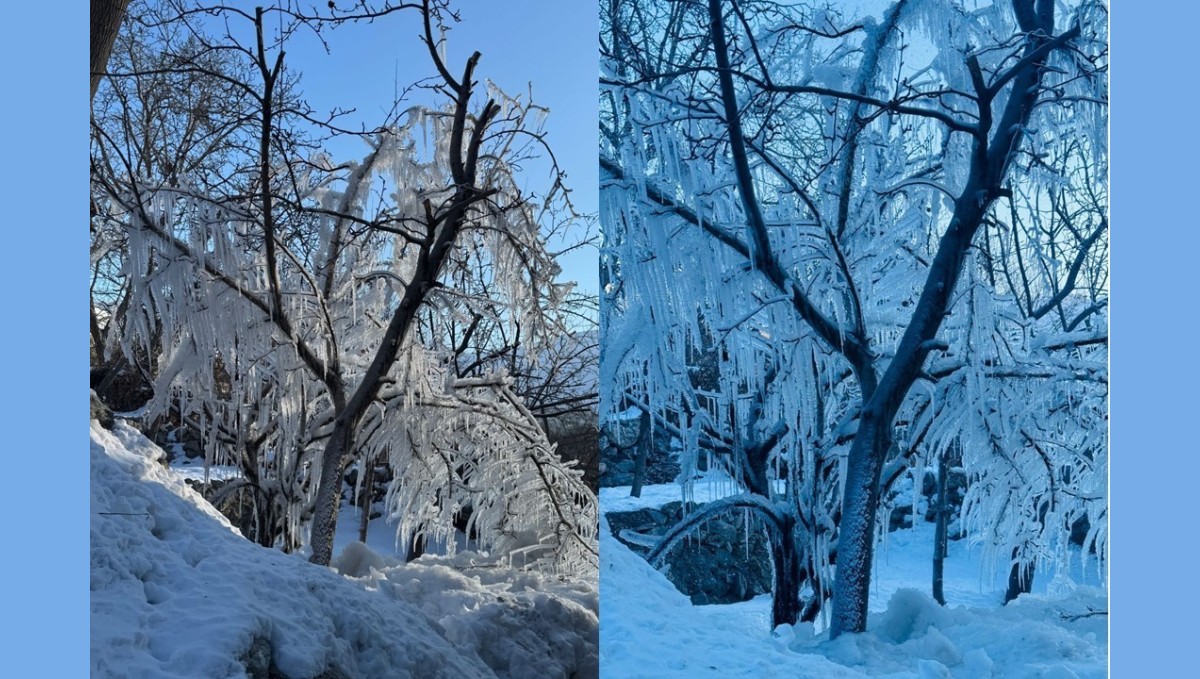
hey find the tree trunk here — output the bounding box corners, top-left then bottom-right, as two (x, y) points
(631, 408), (650, 497)
(358, 454), (375, 544)
(308, 420), (353, 566)
(769, 514), (802, 627)
(1004, 547), (1035, 603)
(932, 454), (949, 605)
(91, 0), (131, 101)
(829, 413), (891, 637)
(1008, 496), (1051, 602)
(828, 4), (1064, 633)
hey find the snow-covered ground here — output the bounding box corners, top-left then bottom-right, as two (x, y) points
(599, 484), (1107, 678)
(91, 421), (597, 678)
(168, 456), (242, 484)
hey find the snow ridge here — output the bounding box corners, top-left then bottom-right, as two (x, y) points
(91, 421), (597, 678)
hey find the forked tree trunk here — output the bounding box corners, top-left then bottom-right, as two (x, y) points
(308, 48), (496, 566)
(829, 0), (1070, 637)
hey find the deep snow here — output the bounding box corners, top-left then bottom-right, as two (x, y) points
(90, 421), (597, 678)
(599, 484), (1107, 678)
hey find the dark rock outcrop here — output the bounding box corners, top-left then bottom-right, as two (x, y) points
(607, 501), (772, 605)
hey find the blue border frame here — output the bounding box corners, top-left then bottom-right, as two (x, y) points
(1110, 2), (1200, 674)
(0, 1), (1192, 674)
(2, 1), (90, 674)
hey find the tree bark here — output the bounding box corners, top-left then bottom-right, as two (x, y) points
(769, 514), (803, 627)
(91, 0), (131, 101)
(631, 408), (650, 497)
(829, 412), (892, 636)
(307, 277), (460, 567)
(358, 454), (375, 544)
(308, 417), (353, 565)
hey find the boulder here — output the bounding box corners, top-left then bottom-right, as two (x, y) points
(91, 390), (114, 430)
(607, 501), (772, 605)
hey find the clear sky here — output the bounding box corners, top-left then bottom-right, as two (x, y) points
(281, 2), (599, 295)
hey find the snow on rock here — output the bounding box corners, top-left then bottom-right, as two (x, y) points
(599, 514), (865, 679)
(91, 421), (598, 678)
(875, 589), (953, 644)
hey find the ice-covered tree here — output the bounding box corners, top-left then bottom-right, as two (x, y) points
(601, 0), (1105, 635)
(92, 0), (597, 574)
(91, 3), (253, 412)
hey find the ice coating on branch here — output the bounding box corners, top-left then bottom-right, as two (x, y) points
(601, 0), (1107, 619)
(114, 94), (597, 574)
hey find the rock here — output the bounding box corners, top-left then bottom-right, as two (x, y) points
(91, 390), (115, 430)
(240, 633), (351, 679)
(607, 501), (772, 605)
(90, 355), (154, 413)
(599, 422), (681, 488)
(708, 520), (738, 549)
(889, 505), (914, 531)
(240, 635), (272, 679)
(1069, 514), (1091, 547)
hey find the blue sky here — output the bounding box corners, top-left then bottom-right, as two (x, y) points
(282, 2), (599, 295)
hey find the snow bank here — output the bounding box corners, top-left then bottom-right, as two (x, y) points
(804, 587), (1108, 678)
(330, 546), (598, 678)
(91, 421), (597, 678)
(599, 514), (864, 678)
(599, 485), (1107, 678)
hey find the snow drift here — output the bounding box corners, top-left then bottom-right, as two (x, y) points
(90, 421), (597, 678)
(599, 500), (1107, 678)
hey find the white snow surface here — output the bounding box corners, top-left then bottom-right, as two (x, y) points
(600, 485), (1107, 678)
(91, 421), (598, 678)
(168, 457), (242, 484)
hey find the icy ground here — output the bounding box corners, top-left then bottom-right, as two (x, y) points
(91, 421), (598, 678)
(599, 484), (1107, 678)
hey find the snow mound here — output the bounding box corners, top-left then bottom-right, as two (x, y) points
(800, 588), (1107, 678)
(599, 514), (865, 678)
(875, 588), (952, 644)
(600, 493), (1106, 678)
(337, 547), (599, 679)
(91, 421), (597, 678)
